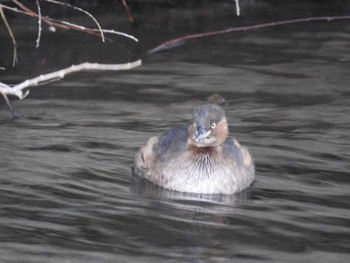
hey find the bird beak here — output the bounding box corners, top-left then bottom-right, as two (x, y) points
(195, 126), (212, 142)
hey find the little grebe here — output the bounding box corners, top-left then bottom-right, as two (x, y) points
(133, 104), (254, 194)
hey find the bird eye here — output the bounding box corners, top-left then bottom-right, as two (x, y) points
(211, 123), (216, 129)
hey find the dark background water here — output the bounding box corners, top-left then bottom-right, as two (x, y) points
(1, 1), (349, 262)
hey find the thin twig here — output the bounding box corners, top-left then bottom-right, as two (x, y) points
(121, 0), (134, 23)
(35, 0), (42, 48)
(91, 29), (138, 42)
(0, 6), (18, 66)
(148, 15), (350, 54)
(0, 60), (142, 100)
(234, 0), (240, 16)
(1, 92), (18, 118)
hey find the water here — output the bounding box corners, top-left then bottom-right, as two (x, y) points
(1, 2), (350, 262)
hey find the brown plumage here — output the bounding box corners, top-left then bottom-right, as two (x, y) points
(133, 104), (254, 194)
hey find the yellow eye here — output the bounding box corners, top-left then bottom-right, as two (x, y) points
(211, 123), (216, 129)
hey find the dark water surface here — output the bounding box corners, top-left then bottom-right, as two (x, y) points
(1, 2), (350, 263)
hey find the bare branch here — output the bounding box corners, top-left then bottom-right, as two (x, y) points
(0, 60), (142, 100)
(44, 0), (106, 42)
(149, 15), (350, 54)
(0, 6), (18, 66)
(3, 1), (138, 42)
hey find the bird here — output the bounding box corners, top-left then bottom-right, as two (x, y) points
(133, 104), (254, 194)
